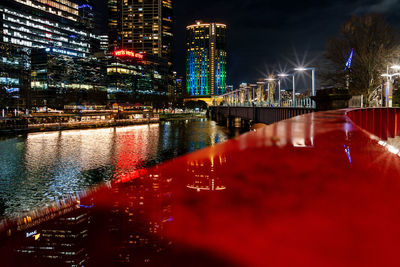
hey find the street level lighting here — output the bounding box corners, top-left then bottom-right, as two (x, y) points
(381, 72), (400, 107)
(265, 78), (276, 106)
(278, 73), (296, 107)
(275, 75), (286, 106)
(381, 73), (400, 78)
(294, 67), (316, 97)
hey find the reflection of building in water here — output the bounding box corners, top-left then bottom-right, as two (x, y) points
(96, 166), (172, 265)
(253, 114), (315, 148)
(14, 205), (91, 266)
(186, 155), (227, 192)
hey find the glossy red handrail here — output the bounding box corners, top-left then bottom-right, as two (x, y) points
(346, 108), (400, 140)
(2, 108), (400, 266)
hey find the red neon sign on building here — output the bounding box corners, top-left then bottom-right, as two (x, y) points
(113, 49), (145, 60)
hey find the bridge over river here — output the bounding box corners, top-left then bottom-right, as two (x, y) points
(210, 106), (315, 126)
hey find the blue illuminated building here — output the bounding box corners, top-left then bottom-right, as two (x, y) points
(186, 21), (227, 97)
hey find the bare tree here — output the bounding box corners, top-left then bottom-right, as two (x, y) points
(321, 14), (400, 103)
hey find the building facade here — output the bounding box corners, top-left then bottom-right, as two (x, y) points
(0, 0), (98, 57)
(0, 0), (101, 109)
(186, 21), (227, 98)
(30, 48), (107, 109)
(0, 42), (31, 109)
(107, 0), (174, 105)
(106, 49), (170, 107)
(99, 35), (109, 52)
(107, 0), (173, 64)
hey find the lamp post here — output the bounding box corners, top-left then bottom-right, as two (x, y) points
(265, 77), (276, 106)
(294, 67), (316, 97)
(278, 79), (281, 106)
(381, 71), (400, 107)
(278, 73), (295, 107)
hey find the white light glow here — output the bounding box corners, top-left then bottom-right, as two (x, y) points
(387, 145), (400, 155)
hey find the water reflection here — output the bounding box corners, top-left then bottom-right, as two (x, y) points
(0, 149), (232, 266)
(0, 120), (232, 218)
(186, 155), (227, 192)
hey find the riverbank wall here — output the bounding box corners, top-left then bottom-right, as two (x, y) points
(159, 113), (207, 121)
(0, 118), (160, 135)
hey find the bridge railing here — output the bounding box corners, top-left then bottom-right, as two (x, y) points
(210, 105), (315, 125)
(346, 108), (400, 141)
(221, 98), (315, 108)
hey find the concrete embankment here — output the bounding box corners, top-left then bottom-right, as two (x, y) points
(0, 118), (159, 135)
(159, 113), (207, 121)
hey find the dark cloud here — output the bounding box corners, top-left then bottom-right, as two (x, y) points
(354, 0), (400, 13)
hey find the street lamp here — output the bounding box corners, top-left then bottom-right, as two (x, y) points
(294, 67), (316, 97)
(381, 72), (400, 107)
(278, 73), (295, 107)
(381, 73), (400, 78)
(265, 77), (276, 106)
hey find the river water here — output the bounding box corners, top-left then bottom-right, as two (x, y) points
(0, 119), (239, 218)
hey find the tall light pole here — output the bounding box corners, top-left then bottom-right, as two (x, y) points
(265, 77), (276, 106)
(381, 70), (400, 107)
(295, 67), (316, 97)
(278, 73), (295, 107)
(278, 79), (281, 106)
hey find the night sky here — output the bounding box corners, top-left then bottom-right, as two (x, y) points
(94, 0), (400, 90)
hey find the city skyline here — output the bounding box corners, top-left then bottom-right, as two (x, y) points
(2, 1), (400, 266)
(92, 0), (400, 89)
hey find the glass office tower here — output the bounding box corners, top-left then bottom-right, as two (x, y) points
(107, 0), (173, 105)
(186, 21), (227, 97)
(0, 0), (97, 57)
(108, 0), (173, 65)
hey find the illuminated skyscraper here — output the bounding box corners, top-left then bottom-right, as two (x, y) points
(0, 0), (99, 108)
(108, 0), (173, 65)
(186, 21), (227, 97)
(0, 0), (98, 57)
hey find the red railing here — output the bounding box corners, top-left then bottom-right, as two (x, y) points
(346, 108), (400, 140)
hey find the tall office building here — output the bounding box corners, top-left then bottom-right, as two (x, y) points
(0, 0), (102, 108)
(0, 0), (98, 57)
(186, 21), (227, 97)
(108, 0), (173, 65)
(30, 47), (107, 108)
(0, 43), (30, 109)
(99, 35), (109, 52)
(107, 0), (173, 106)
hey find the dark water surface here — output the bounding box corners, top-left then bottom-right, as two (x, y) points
(0, 119), (238, 218)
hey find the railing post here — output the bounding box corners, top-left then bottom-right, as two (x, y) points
(366, 109), (374, 135)
(382, 108), (389, 140)
(388, 108), (396, 138)
(374, 109), (382, 140)
(396, 109), (400, 137)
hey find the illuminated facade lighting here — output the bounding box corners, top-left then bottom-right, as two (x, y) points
(113, 49), (145, 60)
(108, 0), (173, 65)
(106, 53), (170, 106)
(186, 21), (227, 97)
(30, 48), (106, 108)
(0, 0), (97, 57)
